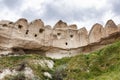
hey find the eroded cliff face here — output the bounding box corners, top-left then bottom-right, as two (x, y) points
(89, 23), (105, 43)
(0, 18), (120, 58)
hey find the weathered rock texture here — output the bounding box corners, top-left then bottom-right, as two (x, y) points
(105, 20), (118, 36)
(89, 23), (105, 43)
(0, 19), (120, 58)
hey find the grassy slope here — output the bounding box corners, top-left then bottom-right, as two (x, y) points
(0, 54), (53, 80)
(1, 41), (120, 80)
(63, 41), (120, 80)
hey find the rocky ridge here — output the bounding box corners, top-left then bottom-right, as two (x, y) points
(0, 18), (120, 58)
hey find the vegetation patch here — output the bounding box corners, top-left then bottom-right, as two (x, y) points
(1, 41), (120, 80)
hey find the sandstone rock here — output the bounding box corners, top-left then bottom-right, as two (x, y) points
(13, 18), (28, 37)
(118, 24), (120, 27)
(0, 20), (13, 26)
(78, 27), (88, 46)
(52, 28), (80, 49)
(44, 25), (52, 46)
(52, 29), (68, 48)
(117, 24), (120, 31)
(66, 29), (79, 48)
(68, 24), (77, 29)
(0, 20), (14, 49)
(0, 20), (14, 37)
(0, 19), (120, 58)
(89, 23), (105, 43)
(28, 19), (45, 43)
(53, 20), (67, 29)
(15, 18), (28, 29)
(105, 20), (118, 36)
(45, 25), (52, 30)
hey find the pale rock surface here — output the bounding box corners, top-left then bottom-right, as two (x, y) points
(117, 24), (120, 31)
(105, 20), (118, 36)
(89, 23), (105, 43)
(28, 19), (44, 41)
(78, 27), (88, 46)
(0, 19), (120, 58)
(53, 20), (67, 29)
(68, 24), (77, 29)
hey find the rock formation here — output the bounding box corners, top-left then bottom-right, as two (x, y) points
(78, 27), (88, 46)
(0, 18), (120, 58)
(68, 24), (77, 29)
(105, 20), (118, 36)
(53, 20), (67, 29)
(118, 24), (120, 31)
(89, 23), (105, 43)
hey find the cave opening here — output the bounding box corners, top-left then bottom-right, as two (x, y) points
(34, 34), (37, 37)
(70, 35), (73, 38)
(9, 22), (13, 24)
(57, 33), (61, 36)
(26, 30), (29, 34)
(39, 28), (44, 33)
(2, 24), (7, 27)
(65, 42), (68, 45)
(18, 24), (23, 29)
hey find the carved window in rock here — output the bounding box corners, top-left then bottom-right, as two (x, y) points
(39, 28), (44, 33)
(13, 48), (19, 52)
(18, 24), (23, 29)
(57, 33), (61, 39)
(9, 22), (13, 24)
(65, 42), (68, 45)
(70, 34), (74, 40)
(26, 30), (29, 34)
(70, 35), (73, 38)
(34, 34), (37, 37)
(57, 33), (61, 36)
(2, 24), (7, 27)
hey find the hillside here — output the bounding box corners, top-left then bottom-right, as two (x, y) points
(0, 41), (120, 80)
(63, 40), (120, 80)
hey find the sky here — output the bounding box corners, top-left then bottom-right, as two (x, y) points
(0, 0), (120, 30)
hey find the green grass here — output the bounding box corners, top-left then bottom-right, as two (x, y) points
(0, 54), (53, 80)
(63, 41), (120, 80)
(1, 41), (120, 80)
